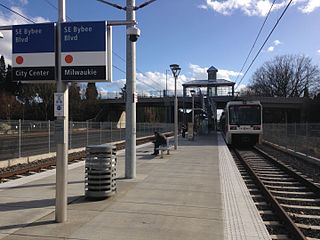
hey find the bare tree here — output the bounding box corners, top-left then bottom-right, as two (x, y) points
(249, 54), (320, 98)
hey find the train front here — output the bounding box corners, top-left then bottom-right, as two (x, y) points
(227, 101), (262, 146)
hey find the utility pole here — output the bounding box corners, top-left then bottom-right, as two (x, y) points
(97, 0), (156, 179)
(55, 0), (68, 223)
(125, 0), (136, 179)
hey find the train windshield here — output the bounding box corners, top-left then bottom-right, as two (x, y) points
(229, 105), (261, 125)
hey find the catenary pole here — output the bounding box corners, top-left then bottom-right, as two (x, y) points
(125, 0), (136, 179)
(55, 0), (68, 223)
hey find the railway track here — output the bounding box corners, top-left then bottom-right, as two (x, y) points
(232, 146), (320, 240)
(0, 135), (159, 183)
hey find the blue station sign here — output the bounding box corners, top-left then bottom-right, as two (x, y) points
(60, 21), (108, 82)
(12, 23), (55, 82)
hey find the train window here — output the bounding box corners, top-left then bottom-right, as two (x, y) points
(229, 105), (261, 125)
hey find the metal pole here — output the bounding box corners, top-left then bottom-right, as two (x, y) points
(86, 120), (89, 145)
(18, 119), (21, 158)
(55, 0), (68, 223)
(69, 120), (72, 149)
(174, 75), (178, 149)
(110, 122), (113, 142)
(125, 0), (136, 179)
(48, 120), (51, 153)
(100, 122), (102, 144)
(165, 69), (168, 97)
(192, 94), (194, 140)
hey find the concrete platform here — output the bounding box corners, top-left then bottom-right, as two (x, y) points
(0, 133), (270, 240)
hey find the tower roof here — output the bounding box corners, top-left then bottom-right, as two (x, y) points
(207, 66), (218, 72)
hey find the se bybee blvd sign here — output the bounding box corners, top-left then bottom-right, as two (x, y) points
(12, 21), (110, 82)
(61, 22), (105, 52)
(61, 21), (108, 82)
(12, 23), (55, 82)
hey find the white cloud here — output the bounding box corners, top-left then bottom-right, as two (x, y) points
(317, 49), (320, 55)
(97, 64), (241, 97)
(198, 5), (208, 10)
(0, 6), (49, 65)
(189, 64), (208, 79)
(20, 0), (29, 5)
(201, 0), (320, 16)
(235, 83), (247, 91)
(273, 40), (282, 45)
(299, 0), (320, 13)
(202, 0), (286, 16)
(218, 69), (243, 80)
(266, 39), (282, 52)
(267, 46), (274, 52)
(189, 64), (242, 81)
(97, 80), (126, 98)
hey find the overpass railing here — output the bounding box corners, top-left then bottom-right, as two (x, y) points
(0, 120), (174, 161)
(262, 123), (320, 159)
(101, 90), (185, 99)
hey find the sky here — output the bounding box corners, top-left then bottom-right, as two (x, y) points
(0, 0), (319, 97)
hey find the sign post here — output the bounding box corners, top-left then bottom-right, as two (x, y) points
(55, 0), (68, 223)
(4, 0), (128, 223)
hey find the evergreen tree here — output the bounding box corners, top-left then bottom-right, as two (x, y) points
(84, 83), (101, 120)
(69, 83), (82, 120)
(0, 56), (6, 82)
(85, 83), (98, 100)
(4, 65), (18, 94)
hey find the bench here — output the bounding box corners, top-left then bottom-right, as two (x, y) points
(156, 139), (174, 158)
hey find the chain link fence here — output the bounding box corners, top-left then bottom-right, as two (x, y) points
(263, 123), (320, 159)
(0, 120), (173, 161)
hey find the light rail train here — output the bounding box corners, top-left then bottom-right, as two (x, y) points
(220, 101), (263, 146)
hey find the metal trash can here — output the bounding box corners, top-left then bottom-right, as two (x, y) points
(85, 144), (117, 199)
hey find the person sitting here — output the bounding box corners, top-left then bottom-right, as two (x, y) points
(151, 132), (167, 155)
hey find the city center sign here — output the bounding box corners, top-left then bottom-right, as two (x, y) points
(12, 21), (111, 83)
(12, 23), (55, 82)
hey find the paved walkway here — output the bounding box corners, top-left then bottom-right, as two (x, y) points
(0, 133), (270, 240)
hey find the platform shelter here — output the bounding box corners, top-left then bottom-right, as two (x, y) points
(182, 66), (235, 131)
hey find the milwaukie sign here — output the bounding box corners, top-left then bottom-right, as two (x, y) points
(61, 21), (109, 82)
(12, 23), (55, 82)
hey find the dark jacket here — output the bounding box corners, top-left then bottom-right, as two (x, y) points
(154, 133), (167, 146)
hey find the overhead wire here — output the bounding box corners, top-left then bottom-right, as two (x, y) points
(45, 0), (157, 90)
(44, 0), (160, 91)
(234, 0), (277, 86)
(112, 51), (163, 91)
(1, 1), (163, 92)
(112, 61), (160, 91)
(235, 0), (293, 90)
(0, 3), (35, 23)
(43, 0), (73, 21)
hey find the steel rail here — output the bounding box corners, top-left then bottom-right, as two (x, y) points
(254, 146), (320, 197)
(233, 148), (306, 240)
